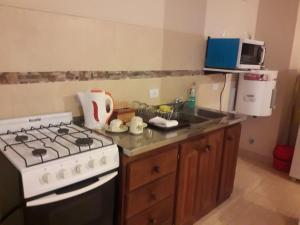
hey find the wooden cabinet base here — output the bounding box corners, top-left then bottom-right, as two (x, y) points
(126, 197), (174, 225)
(118, 124), (242, 225)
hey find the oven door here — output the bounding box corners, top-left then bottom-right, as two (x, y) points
(25, 171), (118, 225)
(237, 39), (266, 69)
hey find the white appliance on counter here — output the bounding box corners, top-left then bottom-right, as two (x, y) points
(235, 70), (278, 117)
(78, 89), (114, 129)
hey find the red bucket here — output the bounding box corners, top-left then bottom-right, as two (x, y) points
(274, 145), (294, 161)
(273, 145), (294, 172)
(273, 156), (291, 172)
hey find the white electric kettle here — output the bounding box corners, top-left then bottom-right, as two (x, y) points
(77, 89), (114, 129)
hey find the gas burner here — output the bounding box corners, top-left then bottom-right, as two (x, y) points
(15, 135), (29, 142)
(57, 128), (69, 134)
(75, 138), (93, 147)
(32, 148), (47, 157)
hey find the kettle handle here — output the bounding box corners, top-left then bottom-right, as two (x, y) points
(105, 92), (114, 120)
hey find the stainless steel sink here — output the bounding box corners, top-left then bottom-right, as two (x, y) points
(197, 109), (226, 119)
(173, 108), (227, 129)
(176, 112), (209, 124)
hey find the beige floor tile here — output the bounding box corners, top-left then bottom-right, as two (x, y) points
(195, 152), (300, 225)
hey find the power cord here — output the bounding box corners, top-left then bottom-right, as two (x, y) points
(220, 74), (227, 111)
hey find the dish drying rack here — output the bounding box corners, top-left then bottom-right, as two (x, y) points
(133, 102), (176, 122)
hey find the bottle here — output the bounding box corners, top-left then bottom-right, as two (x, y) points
(188, 82), (196, 109)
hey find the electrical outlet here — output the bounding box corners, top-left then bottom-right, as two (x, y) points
(249, 138), (255, 144)
(149, 88), (159, 99)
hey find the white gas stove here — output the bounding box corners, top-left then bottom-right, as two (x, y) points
(0, 112), (119, 200)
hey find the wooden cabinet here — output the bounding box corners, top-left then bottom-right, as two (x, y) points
(127, 149), (177, 191)
(118, 124), (242, 225)
(217, 123), (241, 204)
(118, 144), (178, 225)
(126, 174), (176, 218)
(174, 139), (200, 225)
(194, 129), (224, 218)
(175, 129), (224, 225)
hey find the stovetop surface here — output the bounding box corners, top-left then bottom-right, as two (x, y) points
(0, 122), (114, 169)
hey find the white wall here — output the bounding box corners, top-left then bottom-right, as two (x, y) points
(290, 2), (300, 71)
(204, 0), (260, 38)
(0, 0), (208, 72)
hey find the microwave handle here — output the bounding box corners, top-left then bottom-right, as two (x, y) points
(260, 46), (266, 65)
(26, 171), (118, 207)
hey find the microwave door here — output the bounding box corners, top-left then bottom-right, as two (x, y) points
(237, 40), (265, 69)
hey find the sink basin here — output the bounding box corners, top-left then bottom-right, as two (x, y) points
(197, 109), (226, 119)
(177, 113), (209, 124)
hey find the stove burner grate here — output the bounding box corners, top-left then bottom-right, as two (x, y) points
(57, 128), (69, 134)
(0, 122), (114, 167)
(75, 138), (94, 147)
(15, 135), (29, 142)
(32, 148), (47, 157)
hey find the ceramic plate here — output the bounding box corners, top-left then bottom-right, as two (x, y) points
(126, 122), (148, 128)
(105, 125), (129, 133)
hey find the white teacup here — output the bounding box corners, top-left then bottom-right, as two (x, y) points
(128, 116), (146, 134)
(109, 119), (123, 132)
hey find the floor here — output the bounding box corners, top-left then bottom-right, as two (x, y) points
(195, 151), (300, 225)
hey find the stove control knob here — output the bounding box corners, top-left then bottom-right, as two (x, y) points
(57, 169), (69, 179)
(99, 156), (107, 165)
(75, 164), (83, 174)
(42, 173), (53, 184)
(88, 159), (96, 169)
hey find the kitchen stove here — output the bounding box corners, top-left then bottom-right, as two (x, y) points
(0, 112), (119, 200)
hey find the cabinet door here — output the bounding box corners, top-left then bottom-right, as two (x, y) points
(218, 123), (241, 204)
(175, 137), (207, 225)
(194, 129), (224, 219)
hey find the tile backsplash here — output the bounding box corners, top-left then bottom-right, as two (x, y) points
(0, 70), (202, 84)
(0, 72), (234, 119)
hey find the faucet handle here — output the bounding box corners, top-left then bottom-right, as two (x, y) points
(174, 97), (184, 104)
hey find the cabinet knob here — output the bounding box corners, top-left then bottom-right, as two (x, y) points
(227, 136), (234, 141)
(149, 217), (157, 224)
(150, 192), (157, 201)
(204, 145), (211, 153)
(152, 165), (160, 173)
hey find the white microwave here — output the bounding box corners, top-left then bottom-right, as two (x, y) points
(205, 38), (266, 70)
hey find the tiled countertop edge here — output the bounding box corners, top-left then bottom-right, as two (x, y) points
(0, 70), (203, 85)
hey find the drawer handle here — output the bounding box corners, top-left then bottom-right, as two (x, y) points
(204, 145), (211, 153)
(227, 136), (234, 141)
(149, 217), (157, 224)
(152, 165), (160, 173)
(150, 192), (157, 201)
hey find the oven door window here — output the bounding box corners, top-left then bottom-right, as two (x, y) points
(240, 43), (263, 65)
(25, 173), (117, 225)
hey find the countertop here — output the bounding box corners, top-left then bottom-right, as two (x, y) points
(94, 108), (247, 157)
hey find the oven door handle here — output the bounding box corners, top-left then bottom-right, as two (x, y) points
(26, 171), (118, 207)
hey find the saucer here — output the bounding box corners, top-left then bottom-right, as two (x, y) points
(126, 122), (148, 128)
(105, 125), (129, 133)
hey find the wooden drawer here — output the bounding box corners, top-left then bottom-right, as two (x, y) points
(126, 173), (176, 218)
(127, 146), (178, 191)
(126, 197), (174, 225)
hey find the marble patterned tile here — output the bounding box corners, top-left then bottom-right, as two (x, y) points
(0, 70), (202, 85)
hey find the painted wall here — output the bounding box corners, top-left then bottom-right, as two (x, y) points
(204, 0), (260, 38)
(0, 75), (233, 119)
(0, 0), (257, 120)
(290, 3), (300, 71)
(0, 0), (206, 72)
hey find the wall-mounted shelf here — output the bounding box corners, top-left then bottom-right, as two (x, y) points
(203, 67), (252, 75)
